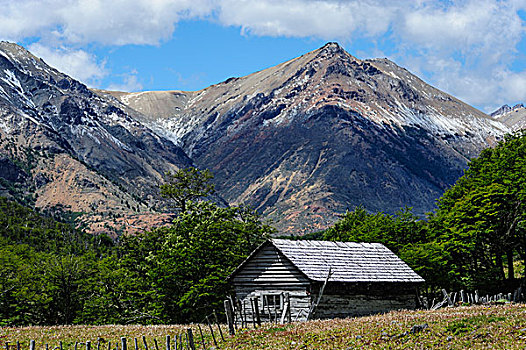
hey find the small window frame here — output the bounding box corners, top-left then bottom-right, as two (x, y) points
(260, 293), (283, 311)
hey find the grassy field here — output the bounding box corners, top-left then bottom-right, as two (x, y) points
(2, 304), (526, 349)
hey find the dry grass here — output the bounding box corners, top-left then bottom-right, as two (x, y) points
(2, 304), (526, 350)
(223, 303), (526, 349)
(0, 324), (218, 350)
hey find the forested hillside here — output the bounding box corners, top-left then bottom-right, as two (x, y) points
(2, 131), (526, 326)
(0, 169), (273, 325)
(313, 131), (526, 294)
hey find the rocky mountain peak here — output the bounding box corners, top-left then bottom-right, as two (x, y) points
(0, 41), (54, 78)
(316, 42), (348, 57)
(0, 41), (31, 59)
(108, 42), (509, 233)
(490, 102), (526, 131)
(491, 104), (512, 118)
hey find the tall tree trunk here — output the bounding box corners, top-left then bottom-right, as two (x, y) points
(507, 250), (515, 280)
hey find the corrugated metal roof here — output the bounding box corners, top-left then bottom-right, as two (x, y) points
(271, 239), (425, 283)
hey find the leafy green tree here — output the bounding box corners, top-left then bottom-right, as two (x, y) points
(79, 256), (146, 324)
(119, 201), (272, 323)
(160, 168), (215, 213)
(0, 197), (116, 325)
(323, 206), (426, 254)
(433, 132), (526, 290)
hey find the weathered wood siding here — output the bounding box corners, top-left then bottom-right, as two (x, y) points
(230, 241), (423, 322)
(311, 282), (419, 319)
(232, 244), (312, 321)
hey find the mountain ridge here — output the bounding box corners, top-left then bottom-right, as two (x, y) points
(0, 41), (192, 234)
(108, 42), (509, 233)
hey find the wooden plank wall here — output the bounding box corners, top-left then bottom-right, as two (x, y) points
(232, 244), (312, 321)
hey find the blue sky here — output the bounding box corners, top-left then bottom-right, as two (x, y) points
(2, 0), (526, 113)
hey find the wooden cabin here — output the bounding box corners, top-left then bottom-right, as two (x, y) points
(228, 239), (424, 322)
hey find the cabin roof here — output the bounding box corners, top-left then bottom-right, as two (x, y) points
(230, 239), (424, 283)
(271, 239), (424, 283)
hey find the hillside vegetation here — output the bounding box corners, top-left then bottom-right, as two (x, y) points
(1, 132), (526, 326)
(0, 168), (272, 326)
(309, 131), (526, 294)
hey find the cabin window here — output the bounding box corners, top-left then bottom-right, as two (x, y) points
(261, 293), (283, 310)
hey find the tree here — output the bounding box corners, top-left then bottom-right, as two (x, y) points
(114, 168), (274, 323)
(160, 168), (215, 213)
(434, 131), (526, 290)
(119, 201), (273, 323)
(323, 206), (427, 255)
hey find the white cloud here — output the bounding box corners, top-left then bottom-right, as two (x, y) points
(1, 0), (525, 111)
(500, 70), (526, 104)
(0, 0), (215, 45)
(28, 43), (106, 84)
(393, 0), (525, 111)
(106, 70), (143, 92)
(217, 0), (400, 39)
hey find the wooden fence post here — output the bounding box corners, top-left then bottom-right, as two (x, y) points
(142, 337), (148, 350)
(227, 296), (237, 330)
(249, 298), (256, 328)
(287, 293), (292, 323)
(187, 329), (195, 350)
(236, 299), (243, 328)
(442, 289), (453, 306)
(280, 302), (289, 324)
(197, 325), (206, 350)
(120, 338), (125, 350)
(282, 293), (291, 323)
(30, 341), (35, 350)
(253, 297), (261, 326)
(205, 316), (218, 347)
(213, 310), (225, 341)
(224, 299), (235, 335)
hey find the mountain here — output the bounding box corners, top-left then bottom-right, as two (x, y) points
(108, 42), (509, 233)
(0, 41), (193, 234)
(491, 103), (526, 131)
